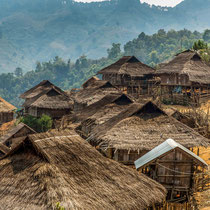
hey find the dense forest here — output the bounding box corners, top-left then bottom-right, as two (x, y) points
(0, 0), (210, 72)
(0, 29), (210, 107)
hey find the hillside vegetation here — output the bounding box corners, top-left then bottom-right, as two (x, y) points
(0, 0), (210, 72)
(0, 29), (210, 107)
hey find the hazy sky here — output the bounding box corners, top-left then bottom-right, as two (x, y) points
(75, 0), (184, 7)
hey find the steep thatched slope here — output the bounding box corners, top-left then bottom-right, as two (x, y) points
(156, 50), (210, 84)
(0, 130), (166, 210)
(88, 102), (209, 151)
(97, 56), (155, 76)
(0, 97), (16, 112)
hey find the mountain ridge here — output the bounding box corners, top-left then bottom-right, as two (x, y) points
(0, 0), (209, 73)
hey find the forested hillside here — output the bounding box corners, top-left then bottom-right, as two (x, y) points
(1, 29), (210, 107)
(0, 0), (210, 72)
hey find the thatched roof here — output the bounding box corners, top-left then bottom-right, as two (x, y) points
(73, 80), (120, 106)
(0, 123), (36, 145)
(82, 76), (100, 88)
(73, 93), (133, 122)
(88, 101), (209, 151)
(97, 56), (155, 77)
(156, 50), (210, 85)
(0, 97), (16, 113)
(24, 88), (73, 110)
(0, 130), (166, 209)
(20, 80), (66, 99)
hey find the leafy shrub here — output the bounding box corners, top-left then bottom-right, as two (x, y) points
(20, 114), (52, 132)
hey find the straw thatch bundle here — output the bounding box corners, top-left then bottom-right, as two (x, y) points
(156, 50), (210, 85)
(28, 89), (73, 110)
(0, 130), (166, 209)
(88, 102), (209, 151)
(22, 82), (73, 110)
(73, 81), (120, 107)
(82, 76), (100, 89)
(74, 93), (133, 122)
(20, 80), (65, 99)
(0, 97), (16, 113)
(97, 56), (155, 77)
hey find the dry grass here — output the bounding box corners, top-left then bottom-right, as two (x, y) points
(0, 130), (166, 209)
(0, 97), (16, 112)
(156, 50), (210, 84)
(193, 147), (210, 210)
(89, 102), (209, 151)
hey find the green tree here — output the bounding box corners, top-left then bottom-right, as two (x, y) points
(37, 114), (53, 132)
(14, 67), (23, 77)
(107, 43), (121, 59)
(149, 50), (159, 64)
(203, 29), (210, 42)
(193, 40), (208, 50)
(20, 114), (52, 132)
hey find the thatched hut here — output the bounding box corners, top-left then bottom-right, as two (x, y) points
(156, 50), (210, 105)
(135, 139), (208, 202)
(0, 97), (16, 125)
(0, 122), (36, 149)
(20, 80), (73, 118)
(88, 101), (209, 165)
(76, 93), (133, 137)
(73, 80), (120, 111)
(97, 56), (159, 97)
(0, 130), (166, 209)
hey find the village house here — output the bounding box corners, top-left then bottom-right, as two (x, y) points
(0, 130), (166, 209)
(156, 50), (210, 105)
(0, 97), (16, 125)
(0, 122), (36, 149)
(20, 80), (73, 118)
(97, 56), (159, 97)
(135, 139), (208, 203)
(87, 101), (209, 165)
(72, 80), (120, 111)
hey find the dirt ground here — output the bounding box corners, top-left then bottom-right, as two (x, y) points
(193, 147), (210, 210)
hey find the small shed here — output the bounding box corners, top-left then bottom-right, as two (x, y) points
(0, 97), (16, 125)
(0, 130), (166, 209)
(135, 139), (208, 202)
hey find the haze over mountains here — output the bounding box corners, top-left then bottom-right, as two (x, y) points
(0, 0), (209, 73)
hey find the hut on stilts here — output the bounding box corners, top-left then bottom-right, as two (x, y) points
(156, 50), (210, 105)
(97, 56), (160, 98)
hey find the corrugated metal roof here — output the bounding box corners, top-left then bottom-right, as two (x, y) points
(134, 139), (208, 169)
